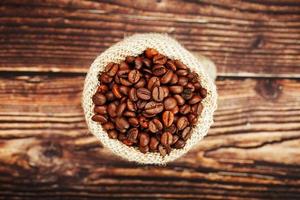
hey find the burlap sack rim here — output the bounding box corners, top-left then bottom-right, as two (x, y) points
(82, 33), (217, 164)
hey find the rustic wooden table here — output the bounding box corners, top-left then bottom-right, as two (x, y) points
(1, 0), (300, 199)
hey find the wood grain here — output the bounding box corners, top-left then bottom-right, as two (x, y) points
(0, 74), (300, 199)
(1, 0), (300, 77)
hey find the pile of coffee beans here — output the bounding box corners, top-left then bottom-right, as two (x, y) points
(92, 48), (207, 156)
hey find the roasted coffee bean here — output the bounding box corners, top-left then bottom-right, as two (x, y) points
(152, 86), (165, 102)
(179, 104), (191, 115)
(92, 94), (106, 105)
(92, 48), (207, 155)
(139, 116), (149, 129)
(135, 57), (143, 69)
(94, 106), (107, 115)
(102, 122), (114, 130)
(99, 73), (112, 83)
(160, 70), (173, 84)
(128, 70), (141, 84)
(129, 88), (138, 102)
(107, 102), (117, 118)
(166, 60), (177, 71)
(153, 54), (167, 65)
(107, 130), (118, 139)
(128, 128), (139, 143)
(178, 76), (188, 86)
(200, 87), (207, 98)
(174, 94), (185, 106)
(177, 116), (189, 131)
(188, 95), (202, 104)
(174, 60), (187, 69)
(144, 101), (164, 115)
(169, 85), (183, 94)
(115, 117), (129, 130)
(162, 111), (174, 127)
(164, 97), (177, 110)
(158, 145), (167, 156)
(145, 48), (158, 59)
(182, 127), (192, 140)
(139, 132), (150, 147)
(92, 114), (107, 124)
(105, 63), (119, 77)
(174, 139), (185, 149)
(134, 78), (146, 88)
(148, 76), (160, 90)
(152, 65), (167, 76)
(112, 84), (122, 99)
(128, 118), (139, 127)
(97, 85), (108, 93)
(125, 56), (135, 64)
(165, 124), (177, 134)
(137, 88), (151, 100)
(161, 132), (173, 147)
(149, 118), (163, 133)
(149, 137), (159, 151)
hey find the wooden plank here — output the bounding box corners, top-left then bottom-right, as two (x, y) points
(0, 0), (300, 77)
(0, 74), (300, 199)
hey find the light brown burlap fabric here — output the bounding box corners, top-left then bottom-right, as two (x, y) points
(82, 33), (217, 164)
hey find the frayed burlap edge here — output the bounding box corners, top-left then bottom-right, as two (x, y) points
(82, 33), (217, 164)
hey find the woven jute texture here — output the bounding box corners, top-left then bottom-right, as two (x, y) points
(82, 33), (217, 164)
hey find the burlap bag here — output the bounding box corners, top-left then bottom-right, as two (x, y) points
(82, 33), (217, 164)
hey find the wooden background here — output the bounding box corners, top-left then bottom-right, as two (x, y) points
(1, 0), (300, 199)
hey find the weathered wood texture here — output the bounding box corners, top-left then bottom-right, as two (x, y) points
(1, 0), (300, 77)
(0, 75), (300, 199)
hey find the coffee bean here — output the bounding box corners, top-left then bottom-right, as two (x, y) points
(165, 124), (177, 134)
(108, 130), (118, 139)
(162, 111), (174, 127)
(178, 76), (188, 86)
(123, 111), (136, 117)
(143, 58), (151, 67)
(99, 73), (112, 83)
(118, 133), (127, 140)
(112, 84), (122, 99)
(128, 117), (139, 127)
(182, 88), (193, 100)
(160, 70), (173, 84)
(139, 116), (149, 129)
(145, 48), (158, 59)
(166, 60), (177, 71)
(125, 56), (135, 64)
(92, 114), (107, 124)
(139, 145), (149, 153)
(174, 139), (185, 149)
(117, 69), (130, 78)
(171, 134), (179, 145)
(152, 86), (165, 102)
(170, 73), (178, 85)
(102, 122), (114, 130)
(182, 127), (192, 140)
(137, 88), (151, 100)
(149, 137), (159, 151)
(134, 57), (143, 69)
(137, 100), (148, 110)
(176, 69), (188, 76)
(188, 113), (198, 125)
(123, 139), (134, 146)
(126, 99), (136, 112)
(174, 94), (185, 106)
(152, 65), (167, 76)
(147, 76), (160, 90)
(158, 145), (167, 156)
(105, 62), (119, 77)
(174, 60), (187, 69)
(129, 88), (138, 102)
(162, 86), (169, 98)
(149, 118), (163, 133)
(128, 70), (141, 84)
(94, 105), (107, 115)
(97, 85), (108, 93)
(115, 117), (130, 130)
(186, 83), (195, 92)
(120, 78), (132, 86)
(170, 106), (179, 115)
(164, 97), (177, 110)
(139, 132), (150, 147)
(107, 102), (117, 118)
(128, 128), (139, 143)
(153, 54), (167, 65)
(200, 87), (207, 98)
(169, 85), (183, 94)
(92, 94), (106, 105)
(179, 104), (191, 115)
(135, 78), (147, 89)
(144, 101), (164, 115)
(177, 116), (189, 130)
(161, 132), (173, 147)
(188, 95), (202, 104)
(192, 103), (203, 115)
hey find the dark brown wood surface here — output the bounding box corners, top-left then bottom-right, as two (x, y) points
(0, 0), (300, 199)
